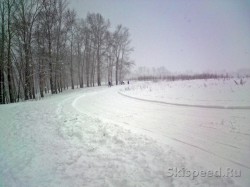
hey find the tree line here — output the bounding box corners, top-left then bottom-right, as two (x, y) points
(129, 66), (231, 81)
(0, 0), (134, 104)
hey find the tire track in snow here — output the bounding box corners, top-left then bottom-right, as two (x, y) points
(72, 89), (250, 172)
(118, 91), (250, 110)
(73, 91), (250, 170)
(134, 125), (250, 170)
(118, 91), (250, 169)
(163, 134), (250, 170)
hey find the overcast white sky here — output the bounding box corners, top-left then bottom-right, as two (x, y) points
(69, 0), (250, 72)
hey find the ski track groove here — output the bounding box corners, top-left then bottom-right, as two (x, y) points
(118, 91), (250, 110)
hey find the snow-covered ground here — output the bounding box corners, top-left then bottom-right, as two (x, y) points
(0, 79), (250, 186)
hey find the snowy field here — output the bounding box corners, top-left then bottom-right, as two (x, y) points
(0, 79), (250, 186)
(120, 78), (250, 108)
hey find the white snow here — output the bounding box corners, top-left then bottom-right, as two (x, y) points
(0, 79), (250, 186)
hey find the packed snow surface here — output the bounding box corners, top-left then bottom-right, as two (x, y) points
(0, 78), (250, 187)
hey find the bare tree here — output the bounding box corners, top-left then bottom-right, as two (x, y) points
(5, 0), (16, 103)
(0, 0), (6, 103)
(86, 13), (109, 86)
(74, 19), (84, 88)
(65, 9), (76, 89)
(113, 25), (133, 85)
(14, 0), (42, 100)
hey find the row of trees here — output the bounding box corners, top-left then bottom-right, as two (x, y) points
(136, 73), (231, 81)
(129, 66), (231, 81)
(0, 0), (134, 104)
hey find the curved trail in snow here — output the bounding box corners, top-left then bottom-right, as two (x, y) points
(1, 85), (249, 186)
(118, 91), (250, 110)
(73, 86), (250, 185)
